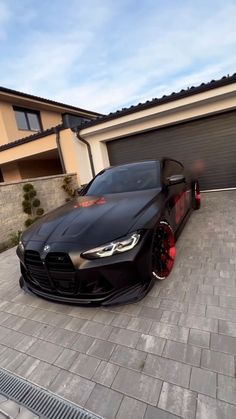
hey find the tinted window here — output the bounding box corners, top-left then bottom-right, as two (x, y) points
(86, 162), (160, 195)
(14, 107), (41, 131)
(28, 113), (41, 131)
(15, 110), (28, 130)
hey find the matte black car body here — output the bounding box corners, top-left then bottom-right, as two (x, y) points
(17, 159), (199, 306)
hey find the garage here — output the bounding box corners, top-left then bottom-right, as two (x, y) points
(107, 110), (236, 191)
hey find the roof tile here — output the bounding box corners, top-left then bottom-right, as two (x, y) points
(78, 72), (236, 130)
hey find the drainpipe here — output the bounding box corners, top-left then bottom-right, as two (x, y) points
(76, 130), (95, 178)
(54, 127), (66, 174)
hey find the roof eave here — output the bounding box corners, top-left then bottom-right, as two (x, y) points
(77, 72), (236, 131)
(0, 87), (103, 117)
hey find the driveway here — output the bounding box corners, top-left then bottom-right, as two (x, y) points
(0, 191), (236, 419)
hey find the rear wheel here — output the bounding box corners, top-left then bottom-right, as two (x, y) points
(193, 181), (201, 210)
(151, 221), (176, 280)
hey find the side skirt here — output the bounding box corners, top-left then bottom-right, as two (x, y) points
(174, 208), (192, 241)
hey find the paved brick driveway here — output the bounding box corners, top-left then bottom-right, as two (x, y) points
(0, 191), (236, 419)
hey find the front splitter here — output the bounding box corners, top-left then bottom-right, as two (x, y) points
(19, 276), (154, 306)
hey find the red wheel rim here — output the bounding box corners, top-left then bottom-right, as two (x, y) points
(152, 222), (175, 280)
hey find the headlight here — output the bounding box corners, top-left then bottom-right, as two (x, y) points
(18, 240), (25, 253)
(82, 232), (141, 259)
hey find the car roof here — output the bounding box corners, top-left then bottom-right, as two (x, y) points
(104, 158), (182, 171)
(105, 160), (159, 171)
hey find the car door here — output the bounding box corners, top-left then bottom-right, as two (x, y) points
(162, 159), (189, 232)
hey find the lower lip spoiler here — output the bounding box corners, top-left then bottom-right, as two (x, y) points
(19, 276), (154, 307)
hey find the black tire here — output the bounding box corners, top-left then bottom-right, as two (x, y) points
(151, 221), (176, 280)
(192, 181), (201, 210)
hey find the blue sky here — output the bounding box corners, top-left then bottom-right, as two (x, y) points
(0, 0), (236, 113)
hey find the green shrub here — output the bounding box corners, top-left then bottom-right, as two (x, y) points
(36, 208), (44, 216)
(23, 183), (34, 192)
(23, 193), (30, 201)
(22, 201), (32, 215)
(32, 198), (40, 207)
(25, 219), (33, 228)
(28, 189), (37, 199)
(22, 183), (44, 227)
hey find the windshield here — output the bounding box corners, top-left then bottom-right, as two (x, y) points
(85, 161), (160, 195)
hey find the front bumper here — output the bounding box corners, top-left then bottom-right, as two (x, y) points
(19, 276), (153, 306)
(17, 231), (153, 306)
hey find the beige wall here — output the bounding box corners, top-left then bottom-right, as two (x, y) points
(0, 100), (62, 145)
(0, 132), (61, 182)
(0, 133), (57, 165)
(75, 136), (94, 185)
(0, 130), (88, 184)
(0, 89), (100, 147)
(39, 109), (62, 130)
(59, 129), (93, 185)
(1, 161), (21, 182)
(0, 91), (101, 187)
(1, 158), (63, 183)
(0, 103), (9, 144)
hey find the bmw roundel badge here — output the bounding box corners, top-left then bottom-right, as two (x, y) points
(43, 245), (50, 252)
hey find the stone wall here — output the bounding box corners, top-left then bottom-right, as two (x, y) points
(0, 173), (78, 249)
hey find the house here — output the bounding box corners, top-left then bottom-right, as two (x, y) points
(1, 73), (236, 190)
(0, 87), (102, 183)
(77, 73), (236, 191)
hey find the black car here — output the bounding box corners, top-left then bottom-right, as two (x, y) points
(17, 158), (200, 306)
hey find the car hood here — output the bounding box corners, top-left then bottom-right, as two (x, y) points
(22, 189), (162, 247)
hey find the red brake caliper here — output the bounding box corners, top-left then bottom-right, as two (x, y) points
(160, 225), (175, 277)
(166, 229), (175, 273)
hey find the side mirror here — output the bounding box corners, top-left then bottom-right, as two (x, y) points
(167, 174), (185, 185)
(76, 184), (87, 195)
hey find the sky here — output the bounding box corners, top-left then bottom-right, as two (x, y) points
(0, 0), (236, 114)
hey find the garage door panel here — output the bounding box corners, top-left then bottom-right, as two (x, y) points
(107, 110), (236, 190)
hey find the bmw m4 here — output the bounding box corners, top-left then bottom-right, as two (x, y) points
(17, 158), (200, 306)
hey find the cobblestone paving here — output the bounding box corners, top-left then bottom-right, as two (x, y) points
(0, 191), (236, 419)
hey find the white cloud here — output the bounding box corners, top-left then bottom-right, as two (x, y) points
(1, 0), (115, 94)
(54, 1), (236, 113)
(0, 0), (236, 113)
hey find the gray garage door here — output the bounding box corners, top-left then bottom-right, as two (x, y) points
(107, 110), (236, 190)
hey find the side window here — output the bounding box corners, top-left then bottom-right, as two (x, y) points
(163, 160), (184, 179)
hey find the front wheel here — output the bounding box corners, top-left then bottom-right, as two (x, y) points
(192, 181), (201, 210)
(151, 221), (176, 280)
